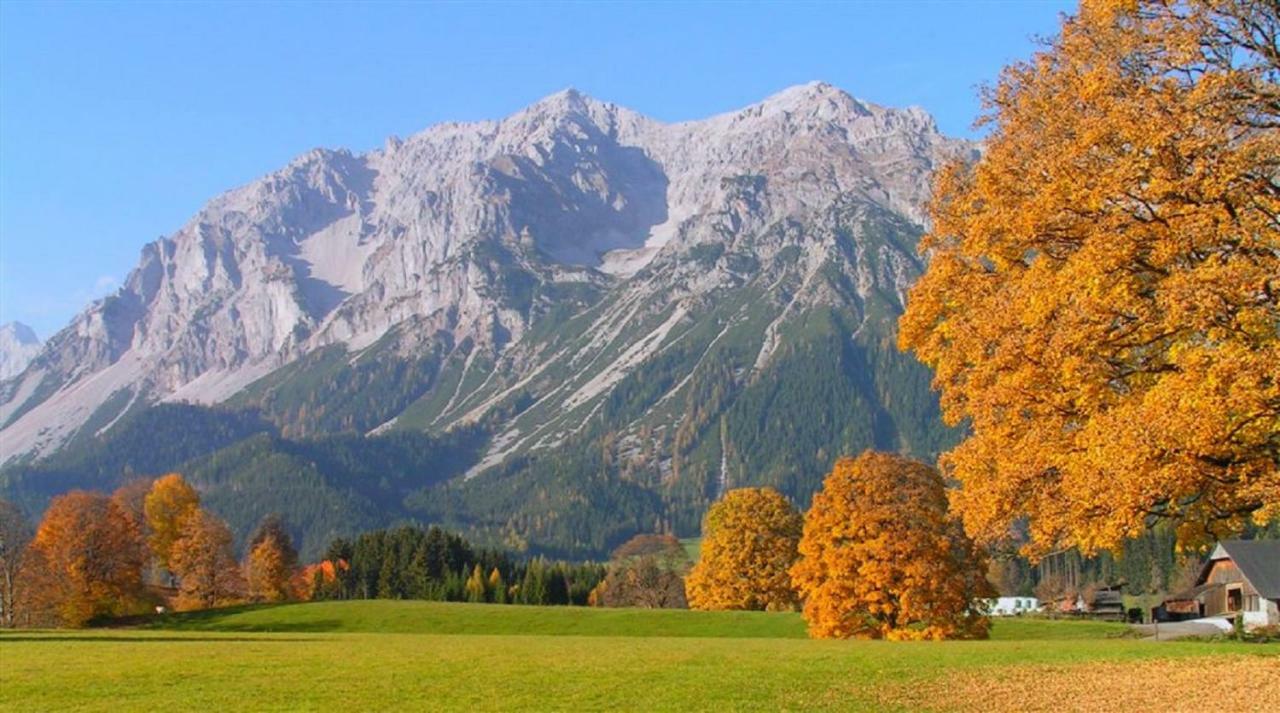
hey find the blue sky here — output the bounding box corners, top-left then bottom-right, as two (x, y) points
(0, 0), (1073, 338)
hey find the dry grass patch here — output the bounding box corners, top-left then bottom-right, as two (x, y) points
(879, 654), (1280, 712)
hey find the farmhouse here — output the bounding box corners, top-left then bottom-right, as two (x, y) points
(1047, 583), (1127, 620)
(1162, 540), (1280, 628)
(986, 597), (1040, 616)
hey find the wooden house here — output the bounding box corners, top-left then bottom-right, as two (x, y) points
(1160, 540), (1280, 628)
(1049, 583), (1126, 620)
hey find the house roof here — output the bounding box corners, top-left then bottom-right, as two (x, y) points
(1206, 540), (1280, 599)
(1092, 591), (1123, 605)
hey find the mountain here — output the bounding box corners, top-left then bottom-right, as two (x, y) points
(0, 83), (974, 556)
(0, 322), (41, 381)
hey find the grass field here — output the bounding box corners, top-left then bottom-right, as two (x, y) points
(2, 601), (1276, 711)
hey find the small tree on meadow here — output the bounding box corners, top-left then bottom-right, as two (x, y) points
(790, 452), (993, 640)
(245, 514), (299, 602)
(686, 487), (802, 611)
(590, 534), (689, 608)
(143, 473), (200, 572)
(170, 509), (244, 611)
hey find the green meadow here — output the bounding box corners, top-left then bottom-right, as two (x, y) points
(3, 601), (1275, 711)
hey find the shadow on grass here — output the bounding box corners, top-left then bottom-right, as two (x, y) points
(162, 619), (346, 633)
(99, 603), (343, 633)
(0, 635), (324, 643)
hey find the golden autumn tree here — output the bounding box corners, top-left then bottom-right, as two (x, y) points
(169, 509), (244, 611)
(144, 473), (200, 571)
(20, 491), (149, 627)
(899, 0), (1280, 557)
(244, 514), (299, 603)
(245, 538), (291, 603)
(790, 452), (993, 640)
(686, 487), (802, 611)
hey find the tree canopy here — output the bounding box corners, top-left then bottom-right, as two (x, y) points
(899, 0), (1280, 556)
(144, 474), (201, 571)
(686, 487), (802, 611)
(20, 491), (149, 627)
(790, 452), (992, 640)
(170, 509), (244, 611)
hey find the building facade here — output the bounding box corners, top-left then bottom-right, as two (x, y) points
(1162, 540), (1280, 628)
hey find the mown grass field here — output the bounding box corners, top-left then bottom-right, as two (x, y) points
(2, 601), (1276, 712)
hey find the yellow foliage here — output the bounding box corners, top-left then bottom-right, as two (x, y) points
(686, 487), (802, 611)
(789, 452), (993, 640)
(899, 0), (1280, 557)
(143, 474), (200, 570)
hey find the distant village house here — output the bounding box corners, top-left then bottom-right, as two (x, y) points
(1049, 583), (1127, 621)
(986, 596), (1040, 616)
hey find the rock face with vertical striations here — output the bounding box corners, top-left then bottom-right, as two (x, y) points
(1, 83), (973, 553)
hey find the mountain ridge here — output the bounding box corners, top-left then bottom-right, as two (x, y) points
(2, 83), (969, 555)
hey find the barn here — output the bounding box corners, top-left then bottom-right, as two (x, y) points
(1161, 540), (1280, 629)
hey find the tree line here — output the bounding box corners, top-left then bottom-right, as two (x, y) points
(0, 474), (299, 627)
(0, 471), (697, 625)
(305, 525), (606, 606)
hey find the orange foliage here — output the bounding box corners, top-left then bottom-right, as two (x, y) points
(246, 536), (294, 603)
(899, 0), (1280, 556)
(298, 559), (347, 601)
(169, 509), (244, 611)
(20, 491), (149, 627)
(790, 452), (993, 640)
(686, 487), (802, 611)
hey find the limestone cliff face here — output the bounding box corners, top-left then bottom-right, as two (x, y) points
(0, 83), (972, 464)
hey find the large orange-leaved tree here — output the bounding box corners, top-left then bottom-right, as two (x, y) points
(790, 452), (993, 640)
(899, 0), (1279, 556)
(19, 491), (149, 627)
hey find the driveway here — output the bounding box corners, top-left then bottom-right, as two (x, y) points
(1131, 619), (1231, 641)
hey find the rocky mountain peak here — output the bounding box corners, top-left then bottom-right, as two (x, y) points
(0, 322), (38, 346)
(0, 322), (41, 381)
(753, 81), (870, 118)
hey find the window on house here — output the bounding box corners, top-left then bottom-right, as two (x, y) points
(1227, 587), (1243, 612)
(1245, 595), (1259, 612)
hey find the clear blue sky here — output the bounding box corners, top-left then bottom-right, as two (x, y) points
(0, 0), (1073, 338)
